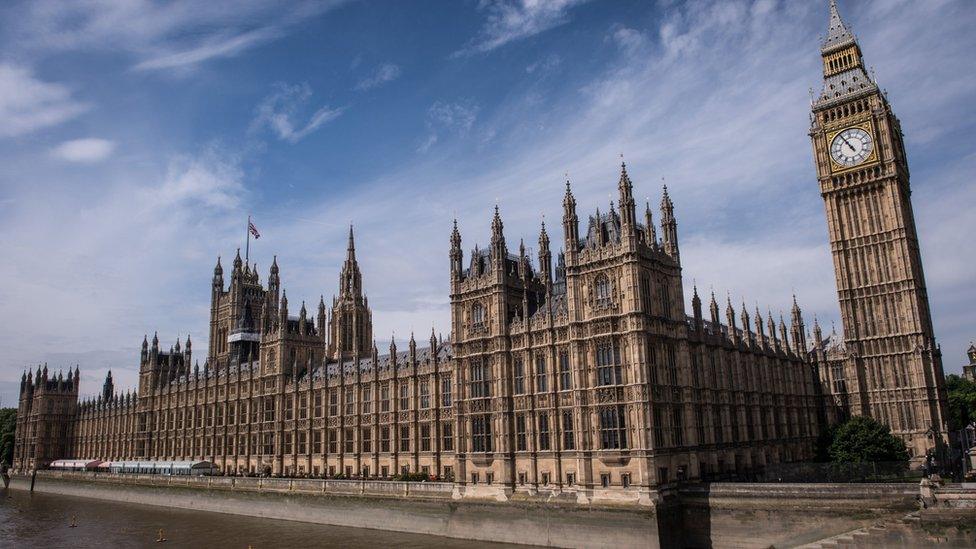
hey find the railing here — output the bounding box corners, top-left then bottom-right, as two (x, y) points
(721, 461), (924, 483)
(38, 470), (455, 498)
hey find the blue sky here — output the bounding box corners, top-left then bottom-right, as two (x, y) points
(0, 0), (974, 403)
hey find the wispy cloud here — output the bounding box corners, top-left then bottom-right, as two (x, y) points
(354, 63), (402, 91)
(455, 0), (589, 56)
(51, 138), (116, 163)
(418, 100), (480, 152)
(251, 83), (345, 143)
(0, 63), (89, 138)
(3, 0), (347, 73)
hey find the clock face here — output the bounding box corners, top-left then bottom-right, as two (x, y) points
(830, 127), (874, 167)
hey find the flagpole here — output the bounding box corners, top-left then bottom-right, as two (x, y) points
(245, 215), (251, 264)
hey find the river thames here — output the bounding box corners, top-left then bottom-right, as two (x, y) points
(0, 488), (528, 548)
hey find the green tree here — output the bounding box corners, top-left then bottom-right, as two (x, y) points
(829, 416), (909, 463)
(0, 408), (16, 466)
(945, 374), (976, 431)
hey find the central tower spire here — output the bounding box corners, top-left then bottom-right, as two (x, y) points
(329, 224), (372, 361)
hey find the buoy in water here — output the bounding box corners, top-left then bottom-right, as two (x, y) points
(156, 529), (167, 543)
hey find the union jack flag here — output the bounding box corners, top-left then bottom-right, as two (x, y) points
(248, 220), (260, 239)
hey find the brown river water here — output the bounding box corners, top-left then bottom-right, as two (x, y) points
(0, 488), (526, 548)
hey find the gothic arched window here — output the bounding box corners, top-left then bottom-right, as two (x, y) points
(472, 303), (485, 328)
(595, 275), (611, 305)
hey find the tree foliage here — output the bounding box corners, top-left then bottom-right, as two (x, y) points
(828, 416), (909, 464)
(945, 374), (976, 431)
(0, 408), (15, 466)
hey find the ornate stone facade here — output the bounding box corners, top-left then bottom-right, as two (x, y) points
(12, 1), (949, 501)
(807, 0), (949, 458)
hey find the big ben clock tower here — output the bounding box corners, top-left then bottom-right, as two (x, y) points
(809, 0), (948, 458)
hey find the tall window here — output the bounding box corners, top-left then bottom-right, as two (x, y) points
(441, 376), (452, 407)
(328, 392), (338, 417)
(380, 426), (391, 453)
(420, 424), (431, 452)
(472, 303), (485, 327)
(658, 283), (669, 318)
(419, 380), (430, 409)
(562, 411), (575, 450)
(314, 393), (323, 418)
(442, 423), (454, 451)
(399, 426), (410, 452)
(328, 429), (338, 453)
(538, 413), (550, 451)
(399, 384), (409, 410)
(666, 344), (679, 386)
(599, 406), (627, 449)
(361, 428), (372, 453)
(344, 428), (354, 453)
(558, 352), (571, 390)
(362, 387), (372, 414)
(380, 384), (390, 412)
(515, 414), (527, 451)
(672, 405), (684, 446)
(595, 275), (611, 305)
(596, 343), (622, 386)
(535, 355), (548, 392)
(513, 358), (525, 395)
(344, 388), (355, 415)
(469, 358), (490, 398)
(471, 415), (492, 452)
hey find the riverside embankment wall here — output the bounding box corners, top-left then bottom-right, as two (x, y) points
(10, 473), (657, 549)
(11, 473), (950, 548)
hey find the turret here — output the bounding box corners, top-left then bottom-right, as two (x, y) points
(317, 296), (327, 339)
(726, 296), (739, 344)
(691, 284), (703, 333)
(778, 315), (790, 353)
(299, 300), (308, 334)
(141, 334), (149, 363)
(450, 219), (463, 279)
(102, 370), (114, 401)
(490, 205), (506, 265)
(538, 221), (552, 288)
(279, 289), (289, 329)
(617, 162), (637, 240)
(562, 180), (579, 256)
(709, 291), (720, 325)
(213, 256), (224, 292)
(644, 202), (657, 249)
(740, 302), (751, 342)
(268, 255), (280, 303)
(790, 295), (807, 355)
(660, 185), (679, 263)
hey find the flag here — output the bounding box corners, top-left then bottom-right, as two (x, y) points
(248, 220), (261, 239)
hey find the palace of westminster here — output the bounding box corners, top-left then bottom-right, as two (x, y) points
(13, 2), (951, 503)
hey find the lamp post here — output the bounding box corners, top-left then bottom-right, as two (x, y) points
(962, 422), (976, 479)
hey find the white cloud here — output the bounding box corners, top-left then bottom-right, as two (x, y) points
(610, 26), (647, 56)
(0, 63), (89, 138)
(526, 53), (561, 74)
(418, 100), (480, 152)
(455, 0), (589, 56)
(51, 138), (116, 163)
(158, 147), (245, 209)
(355, 63), (402, 91)
(3, 1), (347, 72)
(251, 83), (345, 143)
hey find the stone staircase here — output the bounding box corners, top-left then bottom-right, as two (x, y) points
(798, 511), (975, 548)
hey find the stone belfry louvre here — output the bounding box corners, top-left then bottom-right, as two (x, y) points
(808, 0), (948, 456)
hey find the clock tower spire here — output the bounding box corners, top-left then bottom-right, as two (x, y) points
(809, 0), (947, 459)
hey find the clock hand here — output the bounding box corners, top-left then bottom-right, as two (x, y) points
(839, 134), (855, 153)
